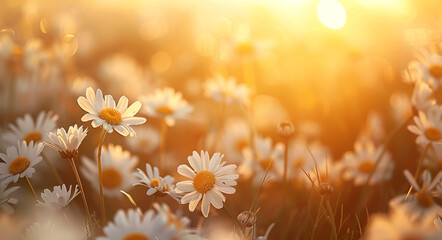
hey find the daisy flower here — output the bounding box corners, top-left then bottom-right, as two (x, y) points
(0, 141), (44, 185)
(97, 208), (176, 240)
(221, 118), (251, 164)
(2, 111), (58, 146)
(287, 137), (330, 185)
(411, 81), (437, 113)
(45, 124), (88, 159)
(0, 184), (19, 214)
(205, 76), (249, 105)
(125, 126), (160, 154)
(141, 87), (193, 127)
(23, 220), (87, 240)
(342, 140), (394, 186)
(390, 170), (442, 220)
(238, 135), (284, 185)
(153, 203), (203, 239)
(133, 163), (179, 201)
(176, 150), (239, 217)
(365, 206), (442, 240)
(81, 144), (138, 197)
(412, 50), (442, 90)
(36, 184), (80, 211)
(77, 87), (146, 136)
(408, 107), (442, 149)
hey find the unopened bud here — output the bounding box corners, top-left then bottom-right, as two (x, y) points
(277, 121), (295, 138)
(318, 183), (334, 195)
(237, 211), (256, 227)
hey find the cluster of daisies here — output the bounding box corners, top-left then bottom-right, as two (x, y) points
(0, 83), (245, 240)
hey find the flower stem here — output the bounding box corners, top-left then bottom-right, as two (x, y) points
(283, 138), (289, 205)
(25, 177), (38, 202)
(414, 143), (431, 179)
(325, 199), (338, 240)
(69, 158), (94, 238)
(97, 128), (107, 225)
(311, 195), (325, 240)
(159, 119), (168, 173)
(405, 143), (432, 200)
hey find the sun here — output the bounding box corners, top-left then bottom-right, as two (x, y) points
(316, 0), (347, 30)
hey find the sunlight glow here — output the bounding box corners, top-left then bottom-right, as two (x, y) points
(316, 0), (347, 30)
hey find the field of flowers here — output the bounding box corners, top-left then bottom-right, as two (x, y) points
(1, 0), (442, 239)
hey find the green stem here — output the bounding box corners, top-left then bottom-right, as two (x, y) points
(97, 128), (107, 225)
(69, 158), (94, 238)
(311, 196), (325, 240)
(325, 199), (338, 240)
(25, 177), (38, 202)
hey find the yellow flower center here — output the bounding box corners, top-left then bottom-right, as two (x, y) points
(259, 158), (273, 171)
(193, 171), (216, 194)
(165, 183), (170, 191)
(235, 139), (249, 152)
(11, 46), (23, 56)
(122, 233), (149, 240)
(23, 131), (42, 144)
(358, 160), (374, 174)
(150, 178), (159, 188)
(98, 108), (122, 125)
(425, 127), (441, 141)
(235, 42), (255, 56)
(102, 168), (122, 189)
(156, 106), (174, 115)
(429, 65), (442, 78)
(415, 190), (434, 208)
(8, 157), (30, 175)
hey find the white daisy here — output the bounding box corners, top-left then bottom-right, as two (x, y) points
(238, 135), (284, 185)
(287, 137), (330, 186)
(390, 170), (442, 220)
(36, 184), (80, 211)
(23, 220), (87, 240)
(81, 144), (138, 197)
(23, 39), (47, 72)
(342, 140), (394, 186)
(0, 184), (19, 214)
(133, 163), (179, 201)
(358, 112), (386, 144)
(413, 50), (442, 90)
(153, 203), (203, 239)
(222, 118), (251, 164)
(411, 81), (437, 113)
(365, 206), (442, 240)
(205, 76), (249, 105)
(0, 141), (44, 185)
(77, 87), (146, 136)
(2, 111), (58, 147)
(176, 150), (239, 217)
(141, 87), (193, 127)
(125, 126), (160, 154)
(97, 208), (175, 240)
(45, 124), (88, 159)
(408, 107), (442, 149)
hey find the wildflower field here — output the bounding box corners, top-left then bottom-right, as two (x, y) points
(1, 0), (442, 239)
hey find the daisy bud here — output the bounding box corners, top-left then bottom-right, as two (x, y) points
(277, 121), (295, 138)
(318, 183), (334, 195)
(237, 211), (256, 227)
